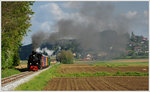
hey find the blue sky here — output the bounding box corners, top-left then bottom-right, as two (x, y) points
(22, 1), (149, 46)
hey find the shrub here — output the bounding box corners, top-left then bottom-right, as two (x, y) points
(56, 50), (74, 64)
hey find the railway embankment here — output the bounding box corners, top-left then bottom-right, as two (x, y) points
(1, 65), (54, 91)
(14, 63), (60, 91)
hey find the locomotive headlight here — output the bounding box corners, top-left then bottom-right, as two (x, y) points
(36, 63), (38, 64)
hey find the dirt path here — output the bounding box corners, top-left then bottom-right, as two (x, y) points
(44, 76), (148, 91)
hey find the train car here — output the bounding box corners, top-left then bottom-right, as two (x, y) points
(28, 51), (51, 71)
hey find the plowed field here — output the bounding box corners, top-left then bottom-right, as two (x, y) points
(44, 59), (149, 91)
(59, 64), (148, 74)
(44, 76), (148, 91)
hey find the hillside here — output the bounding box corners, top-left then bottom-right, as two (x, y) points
(19, 44), (32, 60)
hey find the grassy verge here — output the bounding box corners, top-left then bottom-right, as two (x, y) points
(55, 71), (148, 77)
(2, 60), (28, 78)
(2, 69), (21, 78)
(92, 62), (148, 67)
(75, 59), (148, 65)
(15, 64), (60, 91)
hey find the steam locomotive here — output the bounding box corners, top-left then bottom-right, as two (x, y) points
(28, 51), (51, 71)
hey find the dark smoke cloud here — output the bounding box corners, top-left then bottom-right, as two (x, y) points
(32, 31), (48, 50)
(32, 2), (131, 58)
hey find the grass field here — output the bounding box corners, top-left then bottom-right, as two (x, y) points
(56, 71), (148, 77)
(93, 62), (148, 67)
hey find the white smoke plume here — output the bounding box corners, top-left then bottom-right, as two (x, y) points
(36, 47), (54, 56)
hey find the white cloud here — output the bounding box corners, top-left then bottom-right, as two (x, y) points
(39, 3), (64, 20)
(123, 11), (137, 19)
(39, 3), (52, 14)
(63, 2), (81, 9)
(37, 2), (87, 25)
(40, 21), (51, 32)
(144, 10), (148, 17)
(143, 10), (148, 24)
(39, 3), (70, 20)
(51, 3), (64, 20)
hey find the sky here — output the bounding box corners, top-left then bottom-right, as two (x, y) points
(21, 1), (149, 46)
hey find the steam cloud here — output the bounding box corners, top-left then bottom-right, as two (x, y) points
(32, 2), (132, 58)
(36, 47), (54, 56)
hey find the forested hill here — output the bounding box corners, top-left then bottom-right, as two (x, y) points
(19, 44), (32, 60)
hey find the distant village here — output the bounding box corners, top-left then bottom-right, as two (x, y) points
(82, 32), (149, 60)
(126, 32), (148, 57)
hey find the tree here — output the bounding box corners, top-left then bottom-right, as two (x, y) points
(131, 32), (136, 42)
(127, 51), (134, 56)
(56, 50), (74, 64)
(2, 1), (34, 69)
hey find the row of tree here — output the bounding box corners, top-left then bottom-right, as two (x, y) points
(2, 2), (34, 69)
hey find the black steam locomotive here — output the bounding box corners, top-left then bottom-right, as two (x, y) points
(28, 51), (51, 71)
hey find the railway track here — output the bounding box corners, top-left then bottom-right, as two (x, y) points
(1, 64), (57, 91)
(1, 71), (34, 86)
